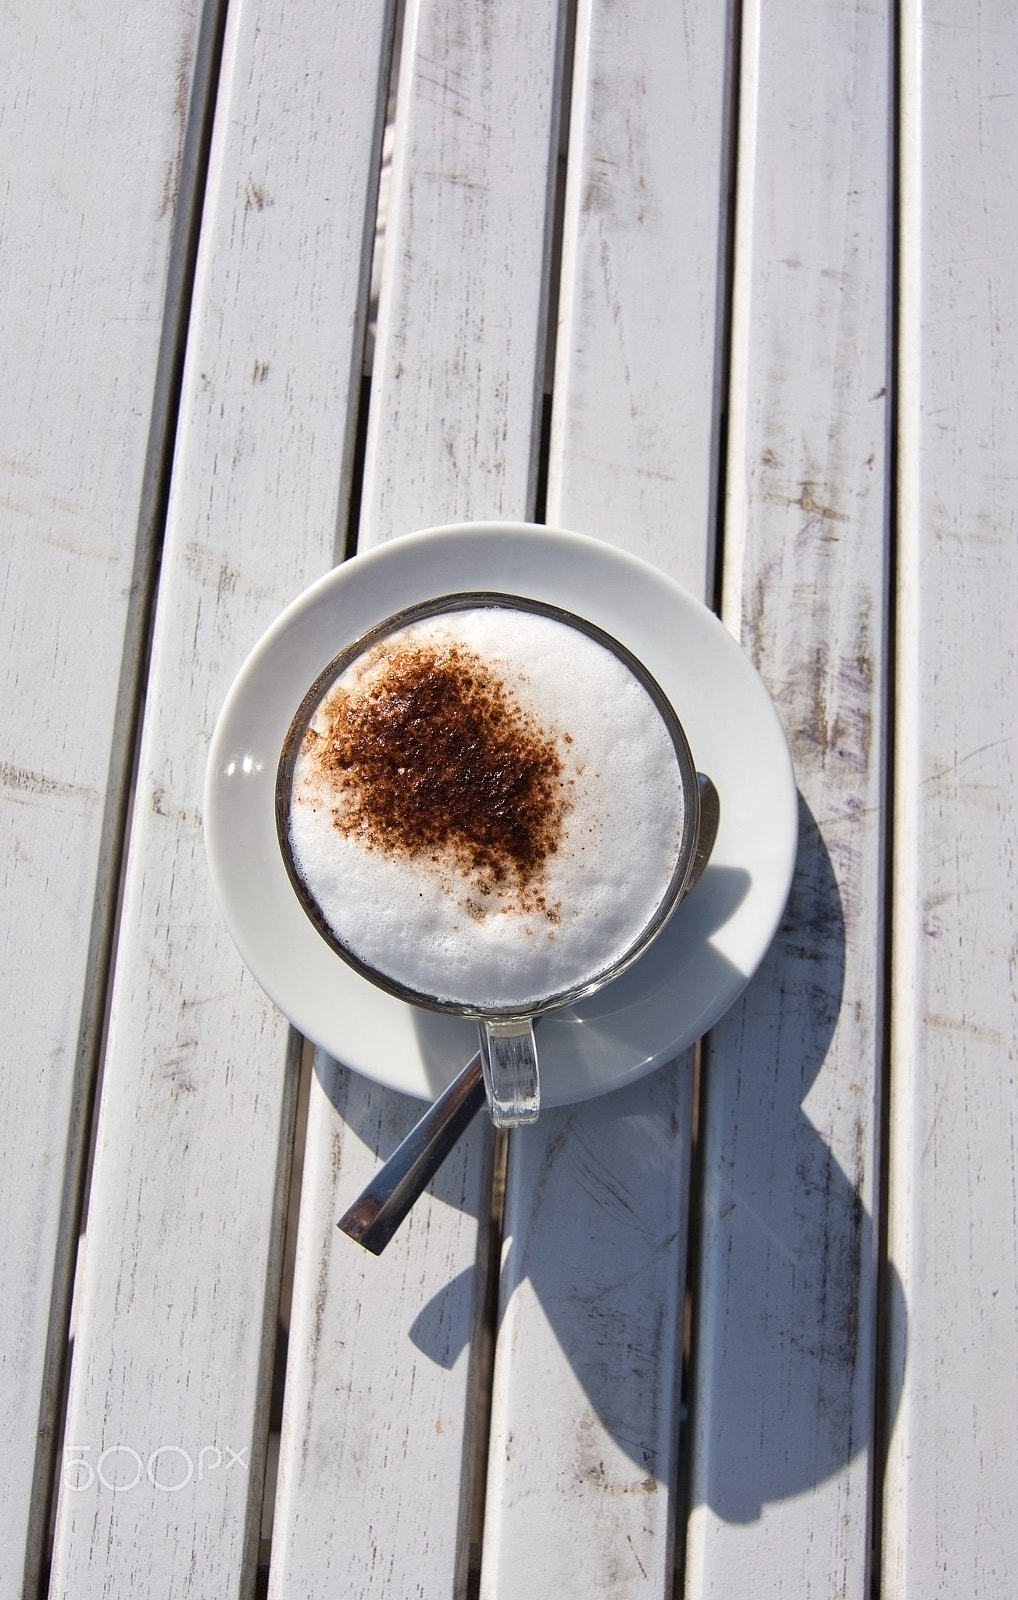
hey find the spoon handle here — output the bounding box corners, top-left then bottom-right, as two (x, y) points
(338, 1052), (487, 1253)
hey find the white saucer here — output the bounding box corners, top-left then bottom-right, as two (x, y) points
(205, 522), (797, 1106)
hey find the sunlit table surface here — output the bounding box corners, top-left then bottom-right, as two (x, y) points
(3, 1), (1017, 1595)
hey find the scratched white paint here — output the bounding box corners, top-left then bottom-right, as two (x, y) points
(685, 0), (893, 1595)
(546, 0), (734, 596)
(359, 0), (568, 545)
(480, 0), (731, 1593)
(0, 1), (210, 1591)
(884, 2), (1018, 1593)
(47, 0), (399, 1593)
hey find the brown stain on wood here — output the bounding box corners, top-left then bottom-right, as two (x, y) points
(795, 481), (850, 524)
(184, 541), (240, 601)
(150, 786), (202, 832)
(244, 181), (272, 212)
(790, 611), (875, 776)
(159, 32), (194, 217)
(0, 761), (98, 806)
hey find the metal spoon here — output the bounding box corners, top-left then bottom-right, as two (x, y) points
(339, 773), (721, 1253)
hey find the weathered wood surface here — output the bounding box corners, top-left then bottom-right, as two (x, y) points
(359, 0), (567, 543)
(546, 0), (735, 590)
(884, 2), (1018, 1592)
(47, 0), (398, 1593)
(685, 0), (893, 1593)
(5, 0), (1017, 1594)
(479, 1), (732, 1593)
(0, 0), (214, 1591)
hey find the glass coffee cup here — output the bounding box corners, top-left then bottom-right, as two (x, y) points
(275, 592), (703, 1126)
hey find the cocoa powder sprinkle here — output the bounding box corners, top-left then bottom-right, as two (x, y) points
(304, 639), (568, 911)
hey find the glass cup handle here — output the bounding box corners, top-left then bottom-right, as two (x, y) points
(477, 1017), (540, 1127)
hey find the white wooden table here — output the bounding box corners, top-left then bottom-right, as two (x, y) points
(3, 0), (1017, 1595)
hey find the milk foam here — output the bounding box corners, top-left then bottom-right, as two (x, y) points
(285, 605), (686, 1012)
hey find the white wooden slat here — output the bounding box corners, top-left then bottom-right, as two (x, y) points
(481, 1075), (694, 1599)
(480, 1), (733, 1592)
(0, 1), (211, 1590)
(884, 2), (1018, 1591)
(359, 0), (568, 546)
(684, 1), (892, 1594)
(546, 0), (735, 595)
(267, 1066), (494, 1599)
(267, 2), (567, 1593)
(47, 0), (396, 1593)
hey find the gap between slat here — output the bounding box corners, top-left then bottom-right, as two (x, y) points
(869, 1), (906, 1595)
(672, 2), (745, 1592)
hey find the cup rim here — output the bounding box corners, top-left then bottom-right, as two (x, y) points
(274, 590), (701, 1019)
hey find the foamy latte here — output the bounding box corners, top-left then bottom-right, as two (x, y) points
(276, 595), (697, 1016)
